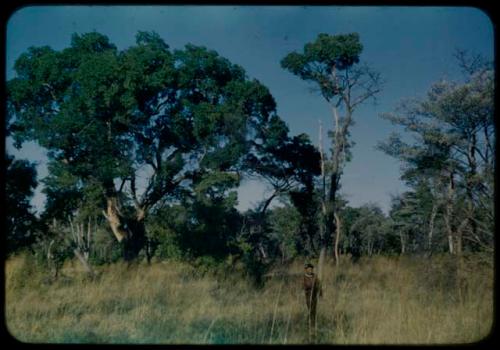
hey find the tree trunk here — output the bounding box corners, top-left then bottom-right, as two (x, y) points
(103, 196), (147, 262)
(400, 231), (406, 255)
(317, 246), (326, 281)
(73, 248), (96, 278)
(317, 120), (327, 280)
(455, 217), (469, 256)
(427, 203), (438, 253)
(334, 212), (341, 266)
(252, 190), (278, 264)
(68, 216), (95, 277)
(326, 172), (339, 249)
(258, 242), (268, 261)
(47, 239), (58, 280)
(446, 228), (454, 255)
(103, 197), (128, 243)
(123, 216), (147, 262)
(465, 132), (478, 246)
(444, 172), (455, 254)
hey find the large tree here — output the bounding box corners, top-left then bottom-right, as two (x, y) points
(243, 128), (321, 261)
(281, 33), (382, 272)
(7, 31), (283, 261)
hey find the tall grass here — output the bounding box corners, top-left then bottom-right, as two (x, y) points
(5, 253), (493, 344)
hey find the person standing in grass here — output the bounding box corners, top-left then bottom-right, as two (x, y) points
(303, 263), (322, 338)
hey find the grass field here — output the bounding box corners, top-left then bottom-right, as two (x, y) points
(5, 253), (493, 344)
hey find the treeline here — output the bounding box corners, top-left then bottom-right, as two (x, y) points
(5, 31), (494, 281)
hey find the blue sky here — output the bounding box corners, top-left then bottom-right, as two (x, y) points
(5, 6), (494, 214)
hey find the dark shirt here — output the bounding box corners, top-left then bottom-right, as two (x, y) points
(303, 273), (322, 297)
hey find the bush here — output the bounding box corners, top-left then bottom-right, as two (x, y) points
(89, 227), (122, 265)
(7, 251), (43, 290)
(190, 255), (223, 277)
(151, 227), (183, 261)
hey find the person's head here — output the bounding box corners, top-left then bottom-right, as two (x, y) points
(305, 263), (314, 274)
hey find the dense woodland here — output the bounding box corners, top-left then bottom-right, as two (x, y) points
(5, 31), (494, 283)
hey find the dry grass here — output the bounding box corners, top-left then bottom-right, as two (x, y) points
(5, 253), (493, 344)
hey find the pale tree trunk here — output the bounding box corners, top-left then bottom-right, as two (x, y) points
(317, 120), (327, 280)
(72, 248), (95, 278)
(102, 195), (147, 262)
(400, 231), (406, 255)
(321, 65), (351, 270)
(444, 172), (455, 254)
(318, 64), (359, 273)
(103, 197), (128, 243)
(427, 203), (438, 253)
(326, 102), (342, 255)
(368, 236), (374, 257)
(317, 247), (326, 281)
(68, 216), (96, 278)
(258, 242), (268, 261)
(47, 239), (58, 279)
(455, 217), (469, 304)
(446, 229), (454, 254)
(466, 132), (478, 241)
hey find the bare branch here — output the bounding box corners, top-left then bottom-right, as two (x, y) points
(118, 178), (127, 194)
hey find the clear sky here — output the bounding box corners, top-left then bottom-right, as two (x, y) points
(5, 5), (494, 215)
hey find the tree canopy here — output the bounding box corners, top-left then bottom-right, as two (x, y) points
(7, 31), (319, 261)
(378, 51), (494, 255)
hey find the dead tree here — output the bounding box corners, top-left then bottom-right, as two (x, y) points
(47, 217), (96, 279)
(68, 216), (96, 278)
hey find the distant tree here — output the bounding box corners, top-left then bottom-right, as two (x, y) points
(5, 153), (38, 254)
(378, 50), (494, 255)
(389, 192), (424, 254)
(348, 204), (389, 257)
(338, 205), (362, 260)
(281, 33), (382, 272)
(7, 31), (284, 261)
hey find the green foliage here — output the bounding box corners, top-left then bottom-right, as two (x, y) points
(40, 160), (83, 221)
(346, 204), (390, 256)
(5, 154), (39, 254)
(146, 222), (183, 261)
(7, 31), (291, 261)
(379, 51), (494, 255)
(7, 29), (277, 197)
(89, 226), (123, 265)
(281, 33), (362, 75)
(194, 171), (239, 202)
(281, 32), (382, 263)
(281, 33), (363, 98)
(190, 255), (223, 277)
(7, 251), (43, 290)
(268, 205), (302, 259)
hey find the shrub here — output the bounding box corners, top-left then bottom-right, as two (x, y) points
(89, 227), (122, 265)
